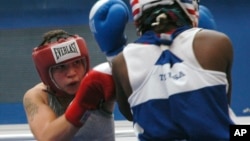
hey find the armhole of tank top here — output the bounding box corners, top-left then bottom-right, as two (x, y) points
(47, 93), (64, 116)
(183, 28), (204, 70)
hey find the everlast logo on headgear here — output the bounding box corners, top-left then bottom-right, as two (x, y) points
(51, 40), (81, 63)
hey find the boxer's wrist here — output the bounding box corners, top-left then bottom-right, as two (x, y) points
(65, 100), (91, 127)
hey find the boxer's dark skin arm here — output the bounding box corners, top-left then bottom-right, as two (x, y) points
(112, 53), (133, 121)
(193, 29), (233, 104)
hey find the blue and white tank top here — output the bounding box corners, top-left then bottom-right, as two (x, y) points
(123, 28), (234, 141)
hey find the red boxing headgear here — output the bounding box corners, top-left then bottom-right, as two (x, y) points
(32, 35), (90, 96)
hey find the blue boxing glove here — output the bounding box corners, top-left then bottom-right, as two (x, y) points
(198, 5), (217, 30)
(89, 0), (130, 62)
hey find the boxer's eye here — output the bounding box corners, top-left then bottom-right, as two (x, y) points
(53, 64), (67, 71)
(50, 59), (85, 73)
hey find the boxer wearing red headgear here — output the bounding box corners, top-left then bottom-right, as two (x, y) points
(23, 30), (116, 141)
(32, 30), (90, 96)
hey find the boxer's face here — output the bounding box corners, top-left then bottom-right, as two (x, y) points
(50, 58), (86, 95)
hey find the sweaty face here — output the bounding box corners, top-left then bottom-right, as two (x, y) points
(50, 58), (86, 95)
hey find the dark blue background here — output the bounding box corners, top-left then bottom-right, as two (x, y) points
(0, 0), (249, 124)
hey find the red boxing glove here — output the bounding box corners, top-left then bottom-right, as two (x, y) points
(65, 62), (115, 127)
